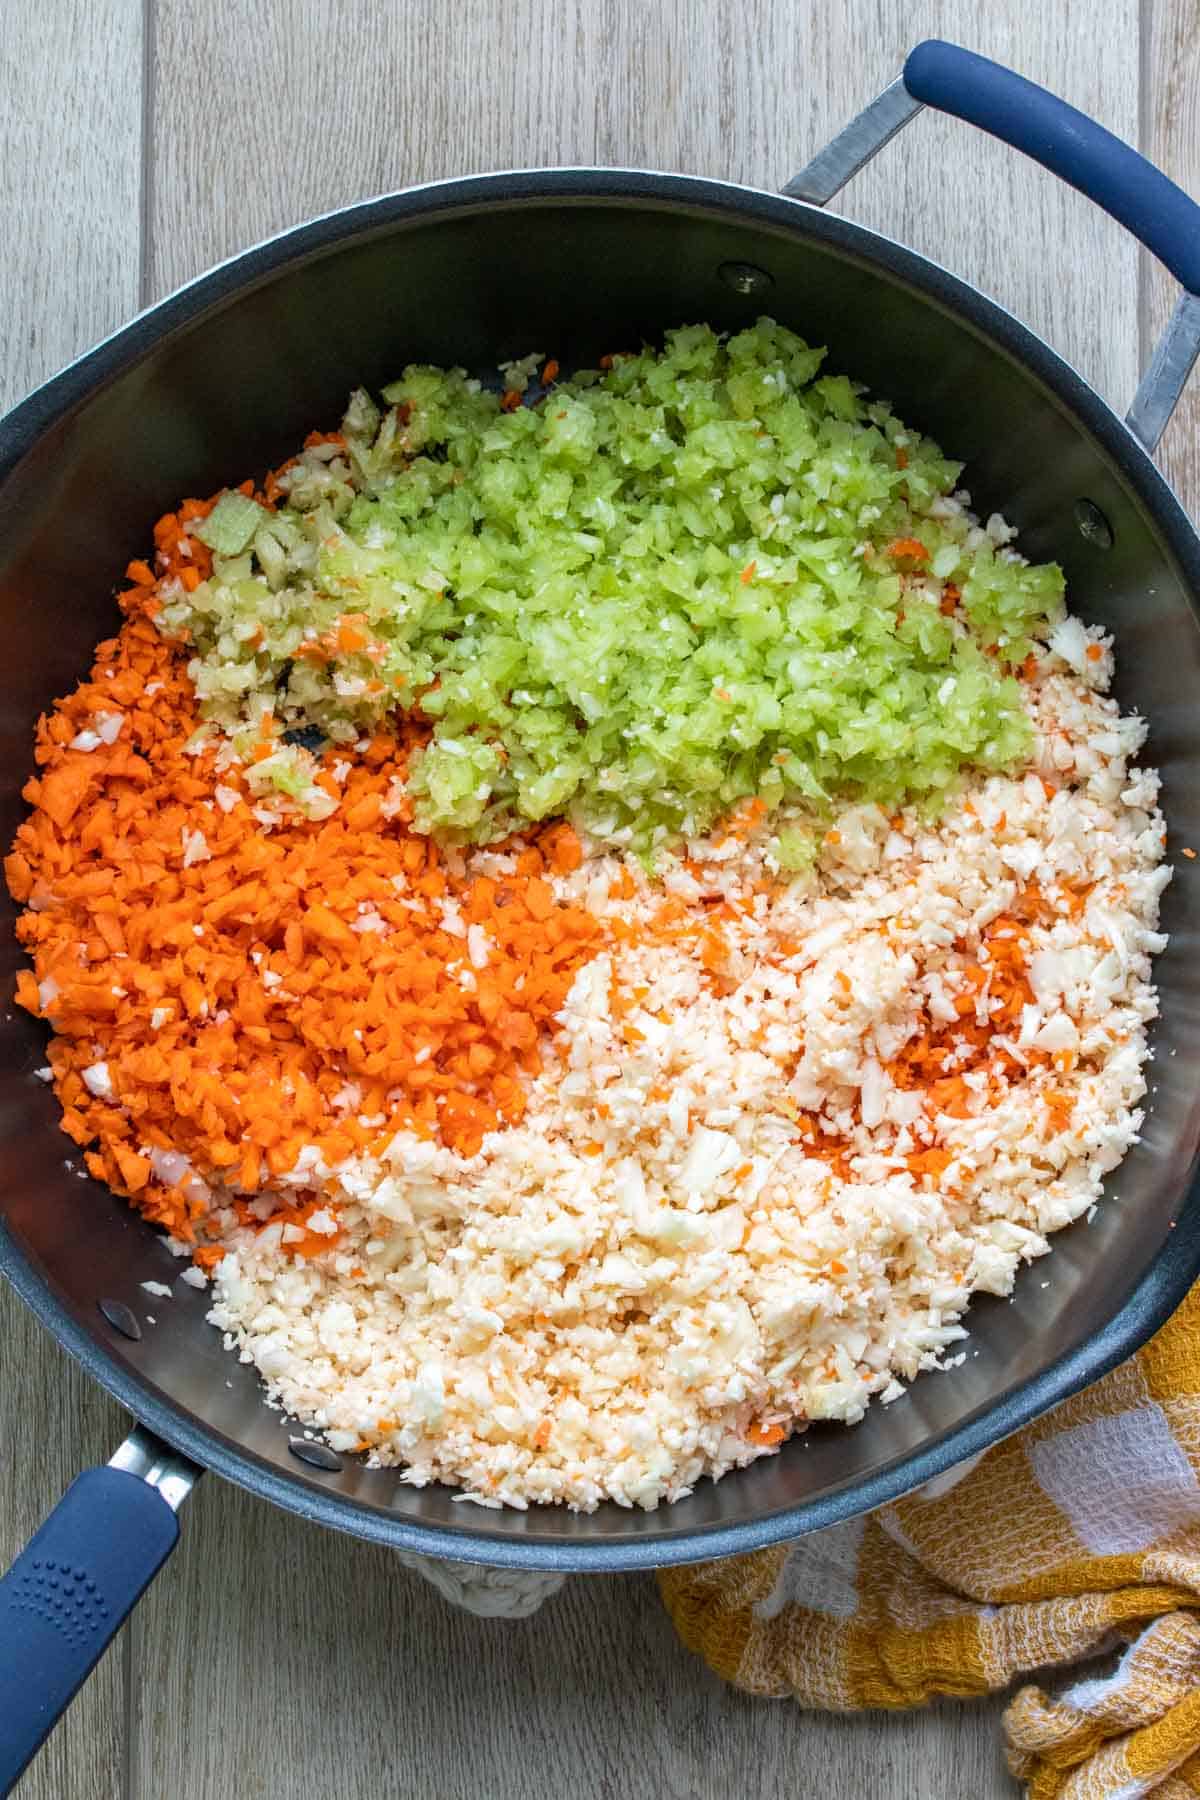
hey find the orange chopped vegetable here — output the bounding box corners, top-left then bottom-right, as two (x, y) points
(9, 603), (603, 1245)
(885, 537), (930, 562)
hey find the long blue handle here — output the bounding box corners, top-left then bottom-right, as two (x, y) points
(0, 1469), (179, 1792)
(903, 40), (1200, 296)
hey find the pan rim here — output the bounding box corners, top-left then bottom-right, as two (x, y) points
(3, 166), (1200, 1570)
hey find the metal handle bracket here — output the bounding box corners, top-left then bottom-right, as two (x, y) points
(784, 41), (1200, 453)
(782, 79), (923, 207)
(108, 1423), (200, 1513)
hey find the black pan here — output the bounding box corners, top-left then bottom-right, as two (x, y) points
(2, 40), (1200, 1789)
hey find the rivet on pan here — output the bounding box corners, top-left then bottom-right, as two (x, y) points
(97, 1298), (142, 1342)
(718, 261), (774, 296)
(288, 1436), (344, 1473)
(1074, 498), (1114, 549)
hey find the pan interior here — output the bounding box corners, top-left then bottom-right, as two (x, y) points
(2, 179), (1199, 1566)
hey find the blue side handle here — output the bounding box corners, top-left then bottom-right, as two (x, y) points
(0, 1468), (180, 1792)
(903, 40), (1200, 296)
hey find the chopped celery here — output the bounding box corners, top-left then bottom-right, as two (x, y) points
(160, 320), (1065, 849)
(196, 491), (270, 557)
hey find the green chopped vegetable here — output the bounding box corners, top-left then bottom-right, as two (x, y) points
(158, 320), (1064, 847)
(195, 490), (271, 558)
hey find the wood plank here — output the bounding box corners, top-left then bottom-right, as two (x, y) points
(132, 2), (1142, 1795)
(0, 4), (144, 403)
(823, 0), (1141, 409)
(134, 1477), (1016, 1800)
(0, 7), (144, 1795)
(1140, 0), (1200, 502)
(146, 0), (1140, 405)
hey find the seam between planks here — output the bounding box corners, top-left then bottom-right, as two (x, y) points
(138, 0), (157, 309)
(122, 1610), (142, 1800)
(1137, 0), (1154, 385)
(126, 16), (156, 1790)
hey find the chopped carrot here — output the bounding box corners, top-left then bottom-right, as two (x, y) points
(885, 900), (1040, 1146)
(524, 878), (555, 921)
(499, 389), (522, 412)
(1044, 1090), (1074, 1134)
(1086, 642), (1104, 662)
(541, 359), (560, 385)
(747, 1422), (786, 1447)
(7, 605), (604, 1244)
(885, 537), (930, 562)
(543, 823), (583, 872)
(14, 969), (40, 1014)
(907, 1147), (954, 1180)
(295, 640), (331, 665)
(740, 561), (757, 585)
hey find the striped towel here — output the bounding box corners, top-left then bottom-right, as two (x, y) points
(659, 1285), (1200, 1798)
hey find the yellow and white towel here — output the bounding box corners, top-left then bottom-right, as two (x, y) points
(660, 1285), (1200, 1798)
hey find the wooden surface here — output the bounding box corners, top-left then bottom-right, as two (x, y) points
(0, 9), (141, 1797)
(0, 0), (1193, 1793)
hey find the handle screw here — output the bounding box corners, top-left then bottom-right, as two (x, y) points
(1074, 498), (1113, 549)
(718, 261), (774, 296)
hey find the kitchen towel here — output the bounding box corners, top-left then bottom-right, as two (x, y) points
(659, 1283), (1200, 1798)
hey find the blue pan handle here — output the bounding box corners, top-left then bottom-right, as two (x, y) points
(902, 41), (1200, 297)
(786, 40), (1200, 452)
(0, 1432), (195, 1792)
